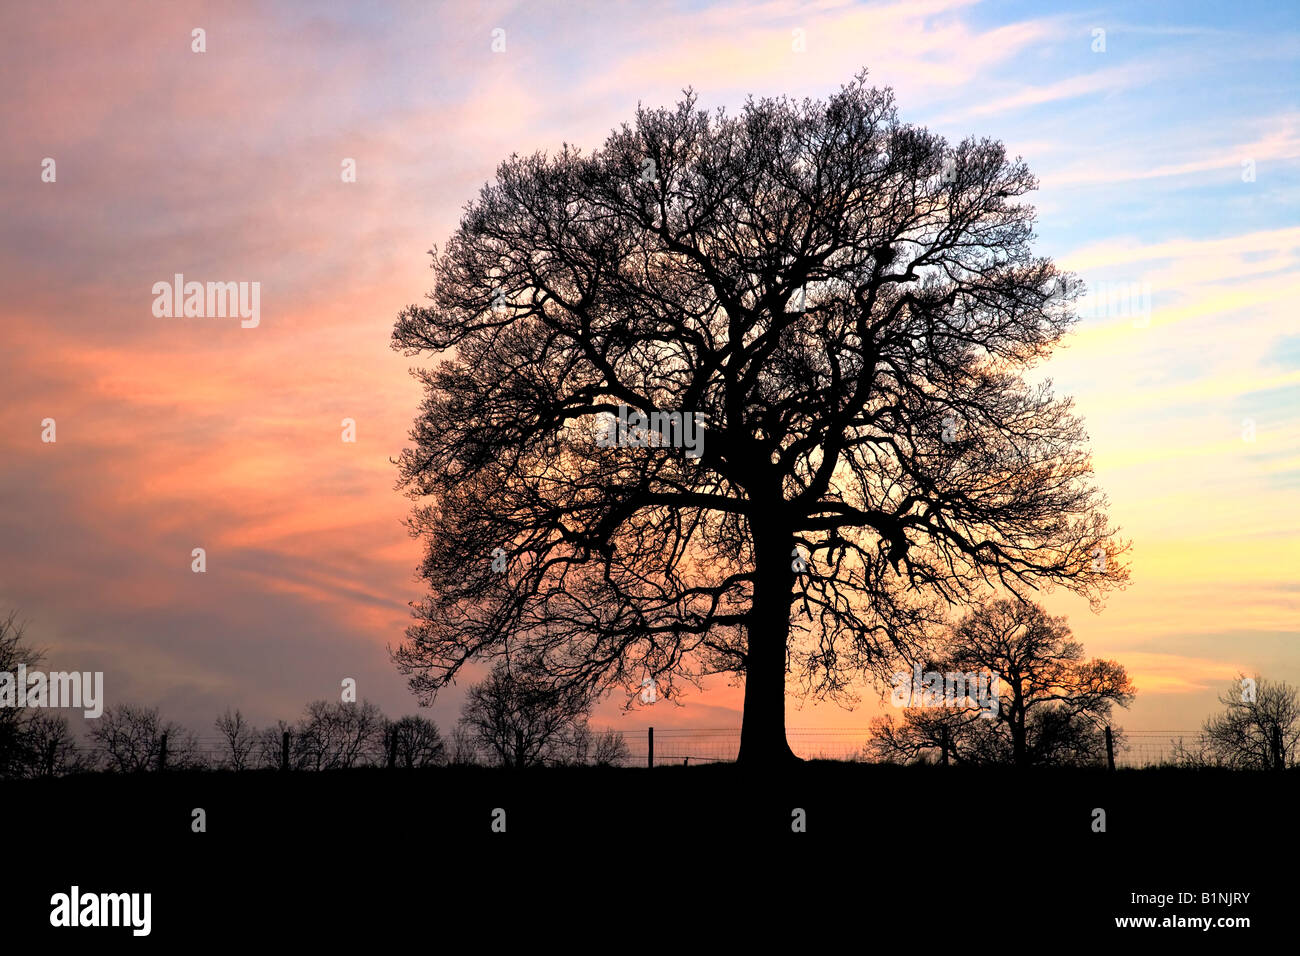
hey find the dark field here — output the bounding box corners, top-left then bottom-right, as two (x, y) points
(8, 764), (1291, 943)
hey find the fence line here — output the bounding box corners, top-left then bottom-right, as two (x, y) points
(31, 727), (1213, 771)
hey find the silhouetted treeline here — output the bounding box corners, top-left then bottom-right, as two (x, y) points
(1, 605), (1294, 777)
(0, 609), (635, 777)
(0, 698), (638, 777)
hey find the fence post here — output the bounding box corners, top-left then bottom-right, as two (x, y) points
(281, 730), (290, 772)
(158, 733), (168, 772)
(387, 729), (398, 770)
(648, 727), (654, 769)
(1104, 726), (1115, 771)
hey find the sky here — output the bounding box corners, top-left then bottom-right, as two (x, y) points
(1, 0), (1297, 748)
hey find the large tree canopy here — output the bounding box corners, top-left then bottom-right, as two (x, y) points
(391, 72), (1128, 765)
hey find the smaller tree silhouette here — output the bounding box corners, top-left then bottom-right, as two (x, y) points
(292, 699), (387, 770)
(0, 610), (44, 777)
(1199, 675), (1299, 770)
(215, 707), (256, 771)
(459, 662), (590, 768)
(254, 719), (294, 769)
(554, 718), (632, 766)
(89, 704), (201, 772)
(591, 727), (631, 767)
(447, 724), (481, 766)
(387, 714), (447, 768)
(868, 599), (1133, 767)
(20, 712), (89, 777)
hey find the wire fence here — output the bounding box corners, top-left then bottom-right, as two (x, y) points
(621, 728), (1214, 767)
(27, 727), (1211, 771)
(623, 728), (881, 765)
(1111, 731), (1211, 768)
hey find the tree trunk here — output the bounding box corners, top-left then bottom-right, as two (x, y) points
(1010, 708), (1027, 767)
(737, 521), (799, 766)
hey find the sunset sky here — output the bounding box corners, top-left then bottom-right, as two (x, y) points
(2, 0), (1296, 747)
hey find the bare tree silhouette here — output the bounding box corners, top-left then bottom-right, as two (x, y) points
(215, 707), (256, 771)
(869, 599), (1133, 767)
(89, 704), (201, 772)
(561, 719), (631, 766)
(1185, 675), (1300, 770)
(391, 72), (1128, 766)
(292, 700), (387, 771)
(447, 723), (481, 767)
(20, 712), (89, 777)
(458, 662), (589, 768)
(0, 610), (43, 777)
(254, 719), (295, 770)
(386, 714), (448, 768)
